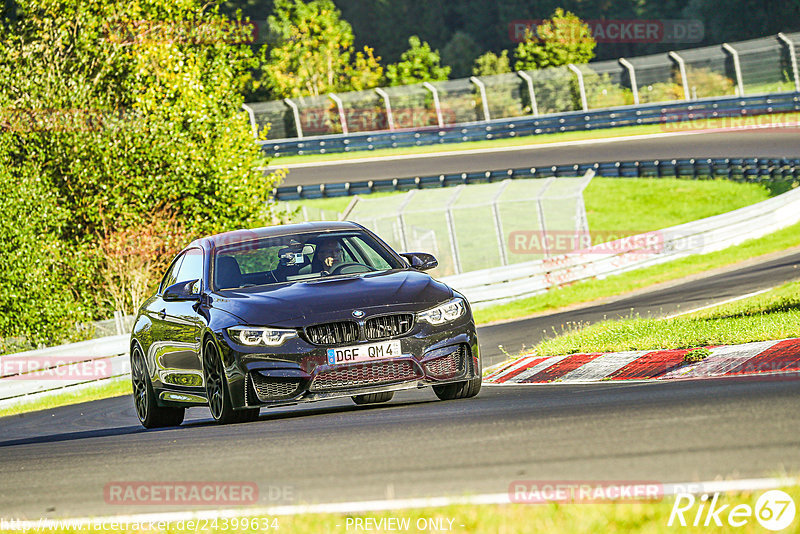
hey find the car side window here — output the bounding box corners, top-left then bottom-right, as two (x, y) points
(160, 253), (185, 293)
(175, 248), (204, 293)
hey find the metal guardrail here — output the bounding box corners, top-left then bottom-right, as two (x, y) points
(274, 156), (800, 200)
(261, 92), (800, 159)
(442, 184), (800, 306)
(0, 335), (129, 407)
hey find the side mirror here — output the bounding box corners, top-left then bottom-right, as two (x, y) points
(400, 252), (438, 271)
(163, 279), (201, 301)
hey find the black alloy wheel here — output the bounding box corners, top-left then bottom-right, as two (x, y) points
(203, 340), (259, 424)
(131, 345), (185, 428)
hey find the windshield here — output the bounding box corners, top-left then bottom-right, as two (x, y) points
(212, 230), (405, 290)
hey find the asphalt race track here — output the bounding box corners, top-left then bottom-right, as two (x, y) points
(273, 129), (800, 186)
(2, 129), (800, 520)
(2, 244), (800, 520)
(1, 377), (799, 518)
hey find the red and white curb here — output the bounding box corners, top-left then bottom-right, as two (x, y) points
(485, 338), (800, 384)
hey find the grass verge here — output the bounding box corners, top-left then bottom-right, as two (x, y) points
(0, 378), (131, 418)
(534, 279), (800, 357)
(474, 220), (800, 325)
(8, 484), (798, 533)
(268, 111), (800, 165)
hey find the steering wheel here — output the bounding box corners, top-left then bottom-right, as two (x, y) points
(329, 262), (374, 275)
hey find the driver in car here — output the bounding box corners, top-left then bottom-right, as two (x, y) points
(313, 238), (345, 273)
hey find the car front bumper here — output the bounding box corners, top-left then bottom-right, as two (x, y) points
(217, 318), (480, 409)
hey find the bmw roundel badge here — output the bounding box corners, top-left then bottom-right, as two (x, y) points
(352, 310), (365, 318)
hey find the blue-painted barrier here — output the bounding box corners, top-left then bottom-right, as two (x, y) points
(273, 157), (800, 200)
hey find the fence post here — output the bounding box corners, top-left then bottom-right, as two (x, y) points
(722, 43), (745, 97)
(283, 98), (304, 138)
(575, 169), (595, 237)
(568, 64), (588, 111)
(445, 185), (465, 274)
(114, 310), (123, 336)
(375, 88), (395, 130)
(328, 93), (349, 135)
(536, 177), (556, 258)
(470, 76), (491, 121)
(668, 51), (691, 101)
(422, 82), (444, 128)
(340, 195), (360, 220)
(491, 180), (512, 266)
(397, 190), (417, 251)
(517, 71), (539, 116)
(241, 104), (259, 139)
(618, 58), (639, 105)
(777, 33), (800, 92)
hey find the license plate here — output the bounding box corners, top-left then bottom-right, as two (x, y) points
(326, 340), (402, 366)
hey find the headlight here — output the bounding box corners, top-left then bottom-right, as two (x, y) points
(227, 326), (297, 346)
(417, 298), (466, 325)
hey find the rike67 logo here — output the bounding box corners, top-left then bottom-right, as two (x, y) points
(668, 490), (796, 531)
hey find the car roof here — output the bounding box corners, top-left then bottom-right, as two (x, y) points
(187, 221), (364, 251)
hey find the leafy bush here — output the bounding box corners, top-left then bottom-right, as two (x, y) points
(580, 72), (634, 109)
(441, 31), (481, 79)
(514, 9), (596, 71)
(679, 67), (736, 98)
(639, 82), (686, 103)
(385, 36), (451, 86)
(473, 51), (512, 77)
(0, 0), (282, 348)
(257, 0), (383, 99)
(525, 67), (577, 115)
(97, 209), (189, 315)
(639, 67), (735, 103)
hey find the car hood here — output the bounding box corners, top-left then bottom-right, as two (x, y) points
(210, 270), (454, 327)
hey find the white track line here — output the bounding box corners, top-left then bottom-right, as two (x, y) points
(662, 288), (774, 320)
(5, 478), (796, 528)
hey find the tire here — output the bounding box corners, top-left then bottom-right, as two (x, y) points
(203, 339), (240, 424)
(432, 376), (482, 401)
(131, 345), (185, 429)
(236, 407), (261, 423)
(352, 391), (394, 405)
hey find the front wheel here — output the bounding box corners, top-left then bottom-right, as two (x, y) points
(131, 345), (185, 429)
(352, 391), (394, 405)
(203, 340), (239, 424)
(203, 340), (260, 424)
(432, 376), (482, 401)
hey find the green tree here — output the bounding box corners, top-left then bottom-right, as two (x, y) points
(258, 0), (382, 99)
(441, 31), (481, 79)
(0, 0), (280, 344)
(513, 8), (596, 71)
(385, 35), (451, 86)
(472, 50), (512, 76)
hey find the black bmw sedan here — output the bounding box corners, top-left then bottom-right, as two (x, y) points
(130, 222), (481, 428)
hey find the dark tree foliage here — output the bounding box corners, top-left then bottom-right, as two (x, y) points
(224, 0), (800, 68)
